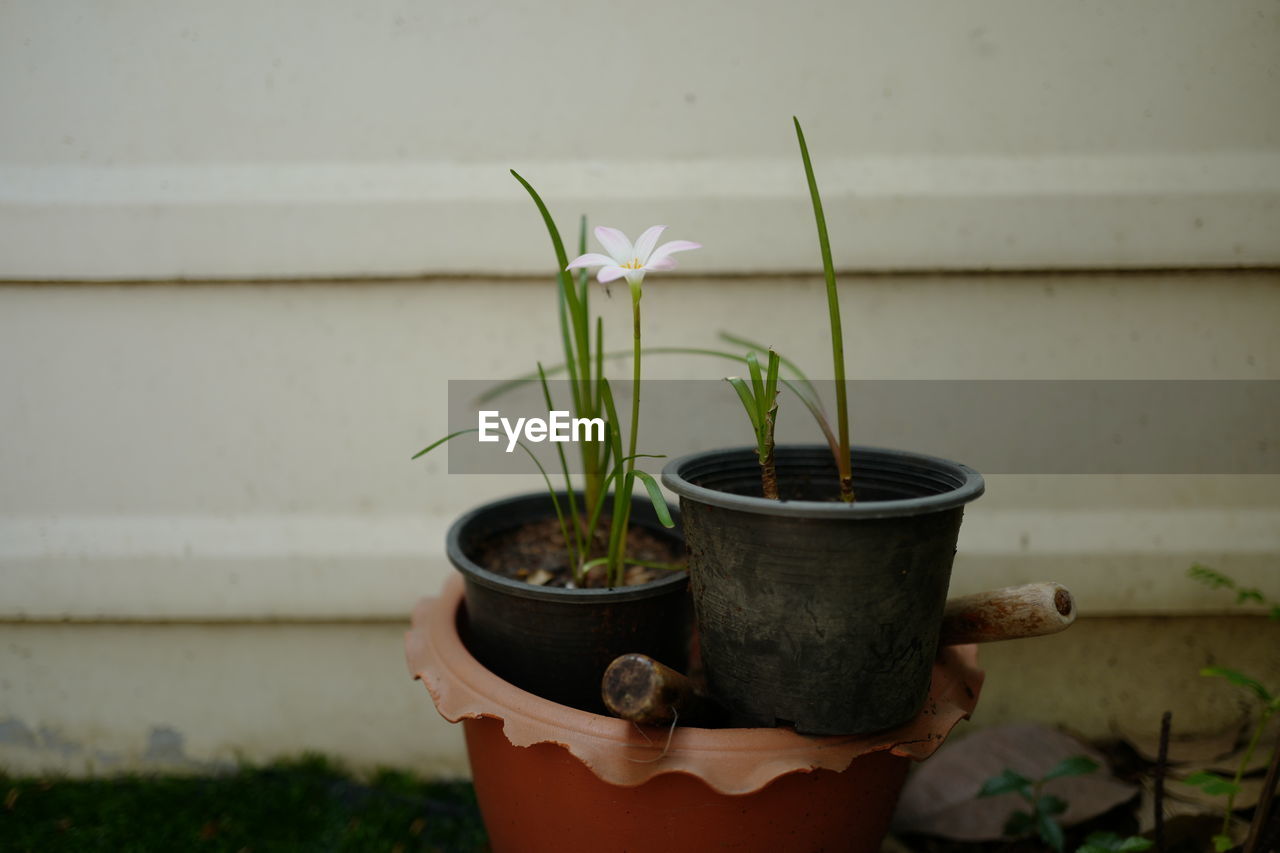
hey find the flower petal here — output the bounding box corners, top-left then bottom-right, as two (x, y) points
(593, 226), (634, 264)
(596, 265), (628, 283)
(632, 225), (666, 264)
(646, 239), (701, 266)
(566, 252), (617, 271)
(644, 256), (678, 271)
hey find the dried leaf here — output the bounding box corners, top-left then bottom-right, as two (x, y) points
(1118, 718), (1247, 765)
(1208, 734), (1278, 776)
(1135, 780), (1219, 834)
(526, 569), (553, 586)
(893, 724), (1138, 841)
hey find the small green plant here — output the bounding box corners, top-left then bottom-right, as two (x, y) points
(414, 175), (697, 587)
(484, 120), (860, 506)
(1182, 564), (1279, 852)
(726, 349), (781, 499)
(978, 755), (1100, 852)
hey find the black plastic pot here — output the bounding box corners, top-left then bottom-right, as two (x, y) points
(446, 492), (690, 715)
(661, 445), (984, 735)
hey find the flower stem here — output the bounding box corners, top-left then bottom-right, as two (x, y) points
(606, 284), (644, 586)
(628, 286), (642, 471)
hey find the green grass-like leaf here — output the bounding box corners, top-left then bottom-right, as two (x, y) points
(410, 429), (477, 460)
(726, 376), (763, 435)
(793, 117), (851, 495)
(0, 757), (487, 852)
(631, 470), (675, 529)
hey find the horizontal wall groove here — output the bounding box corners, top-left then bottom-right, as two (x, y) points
(4, 153), (1278, 279)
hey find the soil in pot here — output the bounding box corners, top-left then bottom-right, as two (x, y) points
(472, 515), (680, 588)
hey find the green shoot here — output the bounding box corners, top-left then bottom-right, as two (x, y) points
(978, 755), (1100, 852)
(414, 174), (677, 589)
(726, 349), (781, 499)
(1183, 565), (1280, 851)
(1190, 563), (1280, 619)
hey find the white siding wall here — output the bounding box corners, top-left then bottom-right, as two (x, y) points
(1, 1), (1277, 774)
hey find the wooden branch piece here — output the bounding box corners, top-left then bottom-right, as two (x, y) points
(601, 653), (725, 728)
(603, 582), (1078, 727)
(938, 581), (1076, 646)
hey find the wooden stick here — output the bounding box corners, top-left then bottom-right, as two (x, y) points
(604, 582), (1078, 726)
(938, 582), (1075, 646)
(601, 653), (726, 728)
(1243, 739), (1280, 853)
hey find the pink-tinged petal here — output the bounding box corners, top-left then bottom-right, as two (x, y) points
(644, 256), (678, 271)
(632, 225), (666, 264)
(566, 252), (616, 270)
(646, 239), (702, 265)
(596, 265), (627, 283)
(593, 226), (633, 264)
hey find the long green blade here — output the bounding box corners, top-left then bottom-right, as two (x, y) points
(630, 470), (675, 529)
(726, 376), (763, 436)
(763, 349), (781, 418)
(747, 351), (764, 402)
(510, 169), (590, 405)
(780, 377), (840, 460)
(410, 428), (477, 460)
(538, 362), (583, 562)
(793, 117), (851, 484)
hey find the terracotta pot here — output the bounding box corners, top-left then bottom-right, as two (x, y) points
(406, 576), (985, 853)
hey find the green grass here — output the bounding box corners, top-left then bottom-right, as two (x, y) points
(0, 754), (487, 852)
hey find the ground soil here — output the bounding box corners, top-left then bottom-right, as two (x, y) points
(471, 516), (683, 588)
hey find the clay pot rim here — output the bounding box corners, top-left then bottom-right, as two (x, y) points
(662, 444), (985, 519)
(405, 575), (986, 795)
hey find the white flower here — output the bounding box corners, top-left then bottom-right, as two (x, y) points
(566, 226), (701, 287)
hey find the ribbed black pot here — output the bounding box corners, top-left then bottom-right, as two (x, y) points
(446, 492), (690, 715)
(661, 445), (983, 735)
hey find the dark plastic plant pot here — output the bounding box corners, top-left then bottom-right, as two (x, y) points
(446, 492), (690, 714)
(661, 445), (984, 735)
